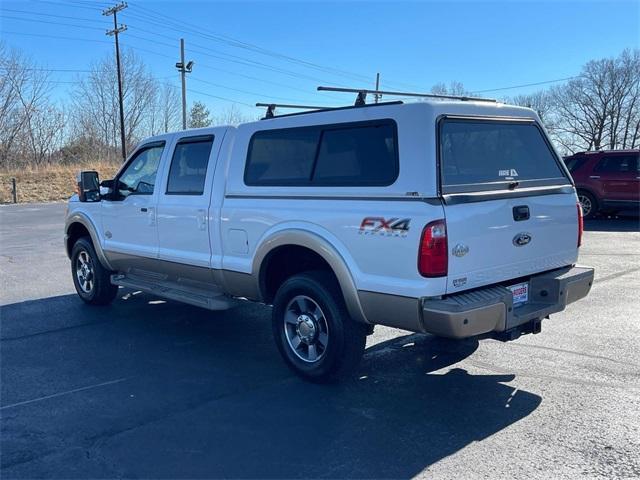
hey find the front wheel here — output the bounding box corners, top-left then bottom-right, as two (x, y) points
(272, 271), (367, 382)
(71, 237), (118, 305)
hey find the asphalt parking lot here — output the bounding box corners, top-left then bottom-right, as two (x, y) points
(1, 203), (639, 479)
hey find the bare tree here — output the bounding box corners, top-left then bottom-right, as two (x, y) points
(0, 42), (26, 167)
(0, 42), (65, 167)
(24, 105), (66, 166)
(510, 90), (554, 124)
(159, 83), (181, 133)
(607, 49), (640, 149)
(212, 104), (255, 126)
(508, 90), (562, 147)
(550, 48), (640, 153)
(73, 49), (160, 159)
(431, 81), (470, 97)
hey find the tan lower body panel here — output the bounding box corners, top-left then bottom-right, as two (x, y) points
(104, 251), (260, 302)
(357, 290), (423, 332)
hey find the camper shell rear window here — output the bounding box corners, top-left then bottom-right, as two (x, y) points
(438, 117), (569, 194)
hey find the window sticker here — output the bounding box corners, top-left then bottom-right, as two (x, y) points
(498, 169), (519, 177)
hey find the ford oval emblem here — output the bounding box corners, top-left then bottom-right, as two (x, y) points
(513, 232), (532, 247)
(452, 243), (469, 257)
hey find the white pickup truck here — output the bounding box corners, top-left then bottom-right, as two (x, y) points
(65, 97), (594, 382)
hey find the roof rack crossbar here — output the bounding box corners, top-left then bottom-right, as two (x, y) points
(256, 102), (330, 119)
(317, 86), (497, 103)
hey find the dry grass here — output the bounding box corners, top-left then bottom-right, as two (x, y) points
(0, 161), (121, 204)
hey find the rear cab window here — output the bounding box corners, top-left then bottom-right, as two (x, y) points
(438, 117), (569, 193)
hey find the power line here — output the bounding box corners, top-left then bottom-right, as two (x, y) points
(0, 28), (337, 99)
(1, 30), (113, 44)
(1, 15), (581, 105)
(0, 66), (94, 73)
(12, 3), (365, 88)
(125, 4), (430, 92)
(471, 77), (579, 94)
(189, 77), (334, 106)
(1, 7), (106, 24)
(128, 3), (374, 84)
(0, 26), (338, 104)
(26, 0), (108, 11)
(124, 31), (348, 87)
(1, 11), (346, 100)
(118, 42), (335, 105)
(0, 14), (104, 30)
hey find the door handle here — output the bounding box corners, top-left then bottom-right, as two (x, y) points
(513, 205), (530, 221)
(140, 207), (148, 212)
(589, 175), (601, 179)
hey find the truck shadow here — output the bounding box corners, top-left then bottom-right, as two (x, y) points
(1, 292), (541, 479)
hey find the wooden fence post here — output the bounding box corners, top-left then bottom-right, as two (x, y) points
(11, 178), (17, 203)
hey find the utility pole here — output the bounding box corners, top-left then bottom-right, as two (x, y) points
(175, 39), (194, 130)
(103, 2), (128, 161)
(374, 73), (381, 103)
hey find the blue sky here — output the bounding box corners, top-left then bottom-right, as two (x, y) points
(1, 0), (638, 118)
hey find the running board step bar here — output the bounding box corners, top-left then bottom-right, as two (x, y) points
(111, 274), (239, 311)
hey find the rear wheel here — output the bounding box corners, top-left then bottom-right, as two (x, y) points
(272, 271), (367, 382)
(71, 237), (118, 305)
(578, 191), (598, 220)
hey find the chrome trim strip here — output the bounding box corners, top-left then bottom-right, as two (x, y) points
(225, 194), (441, 205)
(442, 185), (575, 205)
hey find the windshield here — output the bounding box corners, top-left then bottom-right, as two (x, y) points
(439, 118), (568, 193)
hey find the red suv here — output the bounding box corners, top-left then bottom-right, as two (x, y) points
(564, 150), (639, 219)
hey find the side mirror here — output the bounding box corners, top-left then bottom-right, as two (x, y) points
(76, 170), (100, 202)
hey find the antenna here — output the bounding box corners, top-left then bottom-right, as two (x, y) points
(256, 103), (330, 119)
(317, 86), (497, 104)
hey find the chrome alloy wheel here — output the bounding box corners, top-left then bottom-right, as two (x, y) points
(578, 194), (592, 218)
(75, 250), (94, 293)
(284, 295), (329, 363)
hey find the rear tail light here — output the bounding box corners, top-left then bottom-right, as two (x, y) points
(418, 219), (448, 277)
(577, 202), (584, 247)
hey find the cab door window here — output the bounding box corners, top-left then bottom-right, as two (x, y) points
(166, 135), (214, 195)
(117, 142), (165, 198)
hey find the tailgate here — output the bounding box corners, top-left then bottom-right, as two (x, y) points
(444, 192), (579, 293)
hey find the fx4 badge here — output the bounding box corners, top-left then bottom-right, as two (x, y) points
(359, 217), (411, 237)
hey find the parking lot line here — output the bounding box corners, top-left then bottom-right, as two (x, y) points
(0, 378), (129, 411)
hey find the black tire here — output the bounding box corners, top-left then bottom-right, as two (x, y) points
(272, 271), (367, 383)
(577, 190), (598, 220)
(71, 237), (118, 305)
